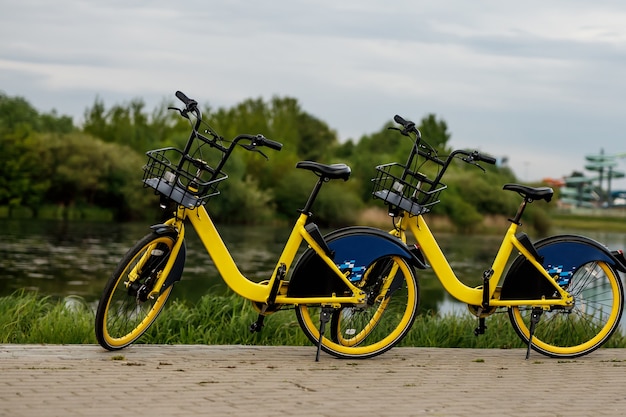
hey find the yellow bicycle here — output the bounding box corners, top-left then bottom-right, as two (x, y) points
(371, 115), (626, 358)
(95, 92), (422, 360)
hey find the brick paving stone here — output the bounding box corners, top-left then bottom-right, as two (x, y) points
(1, 345), (626, 416)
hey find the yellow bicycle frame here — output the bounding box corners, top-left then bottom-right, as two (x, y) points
(391, 212), (574, 309)
(144, 204), (367, 306)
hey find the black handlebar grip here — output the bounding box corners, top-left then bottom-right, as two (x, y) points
(479, 154), (497, 165)
(262, 138), (283, 151)
(394, 114), (409, 126)
(175, 90), (198, 112)
(175, 90), (192, 105)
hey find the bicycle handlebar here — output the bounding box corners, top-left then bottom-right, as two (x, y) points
(393, 114), (496, 166)
(172, 90), (283, 153)
(235, 134), (283, 151)
(393, 114), (411, 127)
(469, 150), (496, 165)
(255, 135), (283, 151)
(175, 90), (198, 110)
(394, 114), (420, 137)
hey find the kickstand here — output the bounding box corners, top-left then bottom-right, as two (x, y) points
(249, 314), (265, 333)
(316, 307), (332, 362)
(474, 317), (487, 336)
(526, 308), (542, 360)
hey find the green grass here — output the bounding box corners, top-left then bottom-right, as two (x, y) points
(0, 291), (96, 344)
(550, 212), (626, 233)
(2, 290), (626, 349)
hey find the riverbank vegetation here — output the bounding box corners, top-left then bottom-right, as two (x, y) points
(3, 291), (626, 349)
(550, 212), (626, 233)
(1, 92), (556, 233)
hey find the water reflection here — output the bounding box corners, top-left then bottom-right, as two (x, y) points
(1, 220), (145, 300)
(1, 219), (625, 319)
(0, 219), (298, 303)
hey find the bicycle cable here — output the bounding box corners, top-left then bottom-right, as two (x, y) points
(409, 132), (443, 180)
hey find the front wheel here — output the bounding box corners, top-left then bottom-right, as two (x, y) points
(509, 260), (624, 358)
(95, 230), (179, 350)
(295, 255), (419, 359)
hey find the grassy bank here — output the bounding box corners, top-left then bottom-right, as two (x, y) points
(2, 291), (626, 349)
(360, 206), (626, 235)
(551, 212), (626, 233)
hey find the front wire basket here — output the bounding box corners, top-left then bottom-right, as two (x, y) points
(143, 147), (228, 208)
(371, 162), (446, 215)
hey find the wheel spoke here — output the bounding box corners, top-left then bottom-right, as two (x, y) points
(509, 261), (623, 358)
(95, 232), (177, 350)
(296, 256), (418, 359)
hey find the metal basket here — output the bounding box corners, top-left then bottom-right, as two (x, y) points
(371, 162), (446, 215)
(142, 147), (227, 208)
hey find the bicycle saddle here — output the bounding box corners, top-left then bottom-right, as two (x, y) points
(296, 161), (351, 181)
(503, 183), (553, 202)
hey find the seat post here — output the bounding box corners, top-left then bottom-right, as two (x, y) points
(510, 198), (530, 225)
(300, 176), (327, 215)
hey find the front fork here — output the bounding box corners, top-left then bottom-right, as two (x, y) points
(125, 219), (186, 301)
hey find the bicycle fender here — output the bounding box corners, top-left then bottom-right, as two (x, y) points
(288, 226), (423, 298)
(150, 223), (178, 235)
(150, 223), (186, 290)
(500, 235), (623, 300)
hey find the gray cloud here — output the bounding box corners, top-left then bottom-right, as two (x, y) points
(1, 0), (626, 186)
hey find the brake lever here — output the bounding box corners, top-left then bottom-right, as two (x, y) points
(387, 124), (412, 136)
(461, 155), (486, 173)
(240, 144), (269, 160)
(168, 106), (190, 119)
(389, 126), (420, 139)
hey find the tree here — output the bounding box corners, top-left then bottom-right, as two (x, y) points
(83, 97), (176, 152)
(0, 93), (76, 216)
(0, 92), (40, 135)
(418, 114), (451, 154)
(1, 93), (529, 228)
(82, 97), (107, 140)
(39, 110), (74, 134)
(341, 114), (452, 203)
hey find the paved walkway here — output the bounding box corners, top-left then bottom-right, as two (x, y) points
(1, 345), (626, 416)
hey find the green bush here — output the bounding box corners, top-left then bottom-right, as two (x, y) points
(315, 182), (363, 227)
(210, 176), (275, 224)
(438, 192), (483, 233)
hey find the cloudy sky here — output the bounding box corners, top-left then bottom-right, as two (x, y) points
(2, 0), (626, 189)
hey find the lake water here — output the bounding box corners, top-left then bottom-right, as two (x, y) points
(1, 218), (626, 316)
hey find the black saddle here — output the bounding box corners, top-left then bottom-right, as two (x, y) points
(503, 183), (553, 202)
(296, 161), (351, 181)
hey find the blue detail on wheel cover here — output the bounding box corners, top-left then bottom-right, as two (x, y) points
(538, 241), (613, 272)
(329, 234), (409, 282)
(287, 231), (412, 297)
(501, 239), (616, 300)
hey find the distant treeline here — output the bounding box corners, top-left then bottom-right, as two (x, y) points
(0, 91), (550, 231)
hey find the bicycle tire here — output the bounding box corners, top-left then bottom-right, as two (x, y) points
(508, 260), (624, 358)
(295, 255), (418, 359)
(95, 230), (178, 350)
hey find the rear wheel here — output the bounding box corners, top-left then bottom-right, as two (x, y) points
(95, 231), (178, 350)
(295, 255), (418, 359)
(509, 260), (623, 358)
